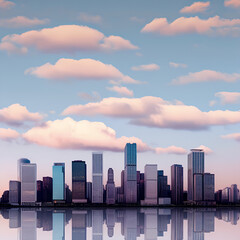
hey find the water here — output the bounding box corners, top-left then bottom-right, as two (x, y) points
(0, 207), (239, 239)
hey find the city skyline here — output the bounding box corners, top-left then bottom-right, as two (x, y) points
(1, 0), (240, 195)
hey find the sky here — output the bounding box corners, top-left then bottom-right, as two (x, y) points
(1, 0), (240, 194)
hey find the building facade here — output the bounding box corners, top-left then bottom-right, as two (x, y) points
(52, 163), (65, 203)
(106, 168), (115, 204)
(9, 181), (21, 205)
(43, 177), (53, 202)
(171, 164), (183, 205)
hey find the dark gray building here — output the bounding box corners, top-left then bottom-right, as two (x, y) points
(171, 164), (183, 205)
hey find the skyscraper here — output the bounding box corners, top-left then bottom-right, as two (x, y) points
(21, 163), (37, 205)
(43, 177), (53, 203)
(188, 149), (204, 201)
(9, 181), (21, 205)
(203, 173), (215, 201)
(158, 170), (171, 198)
(37, 180), (43, 202)
(52, 163), (65, 203)
(72, 160), (87, 203)
(17, 158), (30, 181)
(230, 184), (238, 203)
(106, 168), (115, 204)
(92, 152), (103, 203)
(171, 164), (183, 205)
(124, 143), (137, 204)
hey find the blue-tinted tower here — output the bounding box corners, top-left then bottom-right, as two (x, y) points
(53, 163), (65, 203)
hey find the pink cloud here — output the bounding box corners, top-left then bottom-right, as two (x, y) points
(0, 128), (20, 141)
(155, 146), (187, 155)
(0, 0), (15, 8)
(25, 58), (139, 84)
(0, 104), (43, 126)
(172, 70), (240, 85)
(131, 63), (160, 71)
(62, 96), (240, 130)
(0, 42), (27, 54)
(78, 13), (102, 24)
(196, 145), (213, 155)
(169, 62), (187, 68)
(225, 0), (240, 7)
(0, 16), (49, 28)
(222, 133), (240, 141)
(0, 25), (138, 54)
(215, 92), (240, 104)
(180, 2), (210, 13)
(107, 86), (134, 97)
(141, 16), (240, 36)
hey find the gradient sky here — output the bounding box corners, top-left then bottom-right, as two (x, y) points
(1, 0), (240, 195)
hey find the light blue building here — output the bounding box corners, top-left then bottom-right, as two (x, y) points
(124, 143), (137, 203)
(52, 163), (65, 203)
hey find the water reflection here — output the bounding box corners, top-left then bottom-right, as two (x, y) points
(1, 208), (239, 239)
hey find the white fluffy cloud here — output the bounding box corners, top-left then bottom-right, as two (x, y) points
(0, 128), (20, 141)
(215, 92), (240, 104)
(141, 16), (240, 36)
(25, 58), (139, 84)
(0, 0), (15, 8)
(131, 63), (160, 71)
(0, 104), (43, 126)
(180, 2), (210, 13)
(0, 16), (49, 28)
(169, 62), (187, 68)
(172, 70), (240, 85)
(62, 96), (240, 130)
(107, 86), (134, 97)
(0, 25), (138, 54)
(225, 0), (240, 7)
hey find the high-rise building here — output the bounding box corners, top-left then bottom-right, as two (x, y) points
(230, 184), (238, 203)
(72, 160), (87, 203)
(21, 163), (37, 205)
(194, 174), (203, 201)
(139, 173), (145, 201)
(143, 164), (158, 205)
(222, 187), (230, 203)
(17, 158), (30, 181)
(171, 164), (183, 205)
(124, 143), (137, 204)
(188, 149), (204, 201)
(203, 173), (215, 201)
(106, 168), (115, 204)
(92, 152), (103, 203)
(86, 182), (92, 203)
(9, 181), (21, 205)
(43, 177), (53, 202)
(37, 180), (43, 203)
(52, 163), (65, 203)
(158, 170), (170, 198)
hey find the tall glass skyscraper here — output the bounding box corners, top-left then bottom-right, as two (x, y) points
(17, 158), (30, 181)
(188, 149), (204, 201)
(171, 164), (183, 205)
(92, 152), (103, 203)
(72, 160), (87, 203)
(52, 163), (65, 203)
(106, 168), (115, 204)
(124, 143), (137, 203)
(21, 163), (37, 205)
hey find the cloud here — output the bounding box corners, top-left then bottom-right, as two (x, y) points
(0, 16), (49, 28)
(107, 86), (134, 97)
(0, 25), (138, 54)
(141, 16), (240, 36)
(169, 62), (187, 68)
(131, 63), (160, 71)
(180, 2), (210, 13)
(225, 0), (240, 7)
(215, 92), (240, 104)
(222, 133), (240, 141)
(78, 13), (102, 24)
(62, 96), (240, 130)
(155, 146), (187, 155)
(0, 104), (43, 126)
(0, 128), (20, 141)
(0, 42), (27, 54)
(78, 91), (101, 102)
(25, 58), (139, 84)
(0, 0), (15, 8)
(172, 70), (240, 85)
(196, 145), (213, 154)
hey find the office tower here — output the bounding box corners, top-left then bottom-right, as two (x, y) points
(143, 164), (158, 205)
(139, 173), (145, 201)
(92, 152), (103, 203)
(21, 163), (37, 205)
(20, 209), (37, 240)
(52, 163), (65, 203)
(9, 181), (21, 205)
(65, 184), (72, 203)
(193, 174), (203, 201)
(37, 180), (43, 202)
(203, 173), (215, 201)
(17, 158), (30, 181)
(215, 190), (222, 204)
(124, 143), (137, 204)
(72, 210), (87, 240)
(171, 164), (183, 205)
(92, 210), (103, 240)
(230, 184), (238, 203)
(43, 177), (53, 202)
(86, 182), (92, 203)
(222, 187), (230, 203)
(158, 170), (170, 198)
(53, 211), (65, 240)
(106, 168), (116, 204)
(171, 209), (184, 240)
(188, 149), (204, 201)
(72, 160), (87, 203)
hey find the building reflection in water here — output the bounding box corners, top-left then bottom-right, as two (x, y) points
(1, 207), (239, 239)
